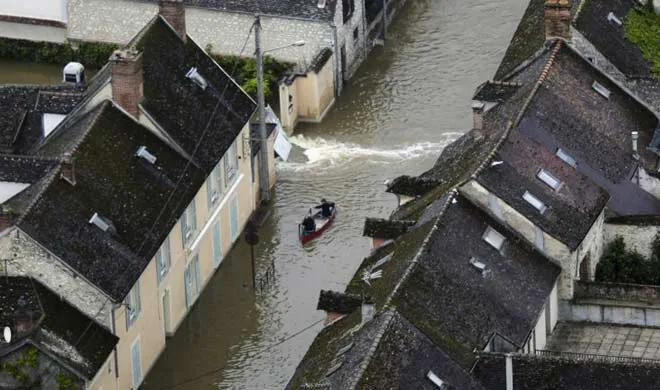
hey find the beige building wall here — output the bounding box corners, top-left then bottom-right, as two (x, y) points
(460, 180), (605, 300)
(279, 81), (298, 133)
(88, 355), (115, 389)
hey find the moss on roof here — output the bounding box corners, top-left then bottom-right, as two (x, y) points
(624, 6), (660, 76)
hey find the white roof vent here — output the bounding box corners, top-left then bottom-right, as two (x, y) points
(427, 371), (446, 389)
(89, 212), (116, 234)
(537, 169), (562, 191)
(136, 146), (157, 164)
(607, 12), (622, 26)
(523, 191), (548, 214)
(63, 62), (85, 84)
(317, 0), (327, 8)
(592, 81), (611, 99)
(483, 226), (505, 251)
(556, 148), (577, 167)
(186, 67), (208, 90)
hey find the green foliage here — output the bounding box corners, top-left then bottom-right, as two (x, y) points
(210, 53), (294, 99)
(0, 37), (118, 69)
(55, 371), (75, 390)
(624, 6), (660, 76)
(596, 234), (660, 284)
(0, 347), (39, 384)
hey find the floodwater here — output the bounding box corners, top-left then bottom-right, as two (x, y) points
(0, 0), (527, 388)
(0, 59), (97, 84)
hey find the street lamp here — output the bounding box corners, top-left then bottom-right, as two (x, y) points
(254, 14), (305, 204)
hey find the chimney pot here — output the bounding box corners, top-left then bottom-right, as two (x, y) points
(60, 153), (76, 186)
(110, 49), (144, 118)
(472, 101), (485, 131)
(544, 0), (572, 40)
(159, 0), (186, 42)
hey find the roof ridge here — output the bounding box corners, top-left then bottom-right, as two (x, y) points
(347, 308), (396, 390)
(487, 80), (522, 87)
(55, 100), (111, 157)
(470, 40), (563, 180)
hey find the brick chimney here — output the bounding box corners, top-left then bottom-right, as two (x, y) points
(159, 0), (186, 42)
(545, 0), (572, 40)
(317, 290), (361, 325)
(60, 153), (76, 186)
(472, 101), (485, 131)
(110, 49), (144, 118)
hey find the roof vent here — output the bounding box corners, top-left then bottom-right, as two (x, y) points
(427, 371), (446, 389)
(607, 12), (622, 26)
(469, 257), (491, 277)
(490, 160), (503, 167)
(592, 81), (611, 99)
(483, 226), (505, 251)
(537, 169), (562, 191)
(325, 360), (343, 377)
(63, 62), (85, 84)
(186, 67), (208, 90)
(317, 0), (327, 8)
(136, 146), (157, 164)
(89, 212), (117, 234)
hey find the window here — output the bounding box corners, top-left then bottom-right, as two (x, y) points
(483, 226), (505, 251)
(212, 222), (223, 268)
(224, 141), (238, 185)
(131, 339), (142, 389)
(125, 282), (141, 329)
(556, 148), (577, 167)
(537, 169), (562, 191)
(184, 255), (202, 308)
(469, 257), (487, 271)
(207, 164), (224, 208)
(523, 191), (548, 213)
(427, 371), (446, 389)
(230, 197), (239, 242)
(156, 237), (171, 283)
(181, 199), (197, 246)
(353, 27), (359, 42)
(592, 81), (611, 99)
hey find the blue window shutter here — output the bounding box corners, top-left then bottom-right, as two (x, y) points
(131, 341), (142, 388)
(135, 282), (141, 317)
(207, 177), (215, 208)
(190, 200), (197, 232)
(213, 223), (222, 267)
(156, 250), (163, 283)
(194, 256), (202, 297)
(184, 266), (192, 308)
(230, 197), (239, 241)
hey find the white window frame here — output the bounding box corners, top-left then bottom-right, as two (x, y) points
(181, 199), (197, 245)
(125, 282), (141, 329)
(556, 148), (577, 167)
(483, 226), (506, 251)
(224, 141), (238, 185)
(537, 169), (562, 191)
(523, 190), (548, 214)
(207, 164), (224, 207)
(156, 237), (171, 283)
(131, 337), (142, 389)
(592, 81), (611, 99)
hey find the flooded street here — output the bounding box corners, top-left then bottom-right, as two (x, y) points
(142, 0), (526, 388)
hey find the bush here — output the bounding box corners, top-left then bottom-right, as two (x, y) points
(210, 53), (294, 98)
(624, 6), (660, 77)
(596, 233), (660, 284)
(0, 37), (118, 69)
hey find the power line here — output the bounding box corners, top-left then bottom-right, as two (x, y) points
(157, 317), (325, 390)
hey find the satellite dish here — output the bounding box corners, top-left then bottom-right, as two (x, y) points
(3, 326), (11, 343)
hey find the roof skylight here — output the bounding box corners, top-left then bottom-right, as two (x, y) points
(592, 81), (611, 99)
(470, 257), (486, 271)
(556, 148), (577, 167)
(186, 67), (208, 90)
(523, 191), (547, 214)
(136, 146), (157, 164)
(427, 371), (446, 389)
(537, 169), (562, 191)
(607, 12), (622, 26)
(483, 226), (505, 251)
(325, 360), (343, 377)
(336, 342), (354, 357)
(89, 212), (116, 234)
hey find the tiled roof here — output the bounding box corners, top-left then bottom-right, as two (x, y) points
(136, 17), (256, 174)
(574, 0), (653, 79)
(0, 155), (58, 183)
(19, 102), (206, 301)
(142, 0), (338, 21)
(473, 81), (521, 102)
(362, 218), (415, 239)
(0, 277), (118, 380)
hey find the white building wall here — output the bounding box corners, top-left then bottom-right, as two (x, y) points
(534, 309), (547, 351)
(548, 283), (558, 332)
(2, 0), (67, 22)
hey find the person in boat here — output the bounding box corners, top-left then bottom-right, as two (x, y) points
(302, 214), (316, 233)
(315, 199), (335, 218)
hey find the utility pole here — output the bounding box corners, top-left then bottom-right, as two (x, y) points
(254, 14), (270, 203)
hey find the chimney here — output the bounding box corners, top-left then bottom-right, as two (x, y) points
(544, 0), (572, 40)
(60, 153), (76, 186)
(0, 206), (12, 231)
(472, 101), (485, 130)
(159, 0), (186, 42)
(632, 131), (639, 159)
(317, 290), (361, 325)
(110, 49), (144, 118)
(361, 295), (375, 325)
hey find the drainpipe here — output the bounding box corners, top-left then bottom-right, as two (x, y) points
(505, 353), (513, 390)
(111, 308), (119, 388)
(331, 23), (342, 97)
(361, 0), (368, 57)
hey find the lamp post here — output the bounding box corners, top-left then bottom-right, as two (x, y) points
(254, 14), (304, 203)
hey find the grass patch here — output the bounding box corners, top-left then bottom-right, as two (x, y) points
(624, 6), (660, 76)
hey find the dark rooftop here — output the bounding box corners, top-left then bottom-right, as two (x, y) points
(474, 352), (660, 390)
(0, 277), (118, 379)
(473, 80), (521, 102)
(574, 0), (653, 79)
(136, 17), (256, 174)
(317, 290), (361, 314)
(143, 0), (337, 21)
(393, 195), (560, 361)
(0, 155), (58, 184)
(362, 218), (415, 239)
(19, 102), (206, 301)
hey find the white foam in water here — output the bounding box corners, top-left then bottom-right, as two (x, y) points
(277, 133), (463, 171)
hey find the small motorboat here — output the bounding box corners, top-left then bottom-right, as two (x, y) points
(299, 205), (337, 244)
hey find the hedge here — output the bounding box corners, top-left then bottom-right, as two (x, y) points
(209, 52), (295, 97)
(0, 38), (118, 69)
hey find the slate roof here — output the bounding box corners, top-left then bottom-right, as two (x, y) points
(18, 102), (206, 301)
(0, 155), (58, 183)
(135, 17), (256, 174)
(473, 81), (521, 102)
(474, 352), (660, 390)
(142, 0), (338, 21)
(574, 0), (653, 79)
(0, 277), (118, 380)
(362, 218), (415, 239)
(476, 131), (609, 250)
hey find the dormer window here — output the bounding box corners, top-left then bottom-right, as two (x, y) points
(537, 169), (562, 191)
(483, 226), (505, 251)
(607, 12), (622, 26)
(523, 191), (547, 214)
(136, 146), (157, 164)
(592, 81), (611, 99)
(556, 148), (577, 167)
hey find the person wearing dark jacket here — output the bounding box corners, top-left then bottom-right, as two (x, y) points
(315, 199), (335, 218)
(302, 215), (316, 232)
